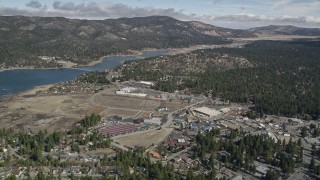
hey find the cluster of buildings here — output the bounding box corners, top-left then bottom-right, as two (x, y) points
(98, 124), (141, 137)
(162, 131), (191, 151)
(115, 87), (148, 98)
(145, 102), (312, 178)
(0, 144), (8, 165)
(37, 81), (103, 96)
(96, 115), (165, 137)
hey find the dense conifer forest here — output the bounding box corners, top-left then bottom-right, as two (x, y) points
(120, 40), (320, 118)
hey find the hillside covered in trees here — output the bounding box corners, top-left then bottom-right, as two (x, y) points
(2, 15), (320, 69)
(119, 40), (320, 118)
(0, 15), (239, 69)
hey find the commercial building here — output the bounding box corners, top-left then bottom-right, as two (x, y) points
(99, 124), (141, 136)
(149, 150), (161, 159)
(116, 87), (147, 97)
(139, 81), (154, 86)
(117, 87), (136, 93)
(255, 165), (269, 177)
(267, 132), (278, 143)
(193, 107), (221, 118)
(144, 117), (162, 126)
(220, 107), (231, 113)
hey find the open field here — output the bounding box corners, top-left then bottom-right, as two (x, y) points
(0, 83), (185, 133)
(160, 100), (187, 112)
(112, 127), (173, 148)
(7, 95), (92, 116)
(136, 111), (152, 119)
(102, 108), (141, 118)
(81, 148), (116, 157)
(85, 106), (107, 116)
(0, 88), (93, 132)
(93, 94), (161, 111)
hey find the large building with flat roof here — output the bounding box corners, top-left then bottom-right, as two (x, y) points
(193, 107), (221, 118)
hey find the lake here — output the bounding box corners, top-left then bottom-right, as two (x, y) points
(0, 50), (168, 98)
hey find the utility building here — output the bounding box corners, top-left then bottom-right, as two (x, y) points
(193, 107), (221, 118)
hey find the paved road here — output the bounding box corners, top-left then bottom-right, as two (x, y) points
(90, 85), (205, 151)
(287, 168), (311, 180)
(57, 173), (103, 178)
(111, 100), (205, 139)
(165, 147), (191, 160)
(110, 100), (204, 153)
(7, 144), (25, 160)
(161, 100), (205, 129)
(286, 138), (313, 180)
(111, 142), (129, 151)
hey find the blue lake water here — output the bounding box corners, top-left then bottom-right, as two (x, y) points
(0, 69), (84, 98)
(0, 50), (168, 98)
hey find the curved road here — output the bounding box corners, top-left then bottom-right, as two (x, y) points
(111, 100), (204, 151)
(8, 144), (25, 160)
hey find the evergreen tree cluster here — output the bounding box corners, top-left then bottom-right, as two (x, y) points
(80, 114), (101, 128)
(193, 129), (301, 174)
(77, 72), (110, 85)
(120, 40), (320, 118)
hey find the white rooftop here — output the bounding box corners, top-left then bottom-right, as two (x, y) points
(193, 107), (221, 117)
(120, 87), (136, 93)
(220, 107), (231, 113)
(144, 117), (162, 125)
(139, 81), (154, 86)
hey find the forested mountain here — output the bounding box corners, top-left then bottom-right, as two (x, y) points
(0, 15), (253, 68)
(249, 25), (320, 36)
(2, 15), (320, 69)
(118, 40), (320, 118)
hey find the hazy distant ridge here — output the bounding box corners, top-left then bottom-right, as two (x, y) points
(248, 25), (320, 36)
(0, 15), (319, 68)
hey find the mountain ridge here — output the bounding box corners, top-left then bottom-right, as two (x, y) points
(248, 25), (320, 36)
(0, 15), (319, 69)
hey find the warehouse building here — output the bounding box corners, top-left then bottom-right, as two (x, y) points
(144, 117), (162, 126)
(99, 124), (141, 136)
(115, 87), (147, 97)
(193, 107), (221, 118)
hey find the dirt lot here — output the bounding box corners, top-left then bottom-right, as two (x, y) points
(160, 99), (186, 112)
(81, 148), (116, 157)
(113, 127), (173, 148)
(0, 87), (93, 132)
(0, 82), (187, 134)
(93, 93), (161, 111)
(7, 95), (92, 116)
(85, 106), (107, 116)
(136, 111), (152, 119)
(102, 108), (141, 118)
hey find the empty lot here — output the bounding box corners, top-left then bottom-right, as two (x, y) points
(93, 93), (161, 111)
(102, 108), (141, 118)
(0, 87), (93, 132)
(112, 127), (173, 148)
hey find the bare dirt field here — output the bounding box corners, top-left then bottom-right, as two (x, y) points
(113, 127), (173, 148)
(81, 148), (116, 157)
(7, 95), (92, 116)
(102, 108), (141, 118)
(0, 84), (183, 133)
(85, 106), (107, 116)
(160, 100), (186, 112)
(136, 111), (152, 119)
(93, 94), (161, 111)
(0, 90), (93, 132)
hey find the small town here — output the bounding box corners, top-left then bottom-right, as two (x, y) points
(1, 78), (319, 180)
(0, 2), (320, 179)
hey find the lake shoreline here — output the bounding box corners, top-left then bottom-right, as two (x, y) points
(0, 49), (170, 100)
(0, 48), (170, 73)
